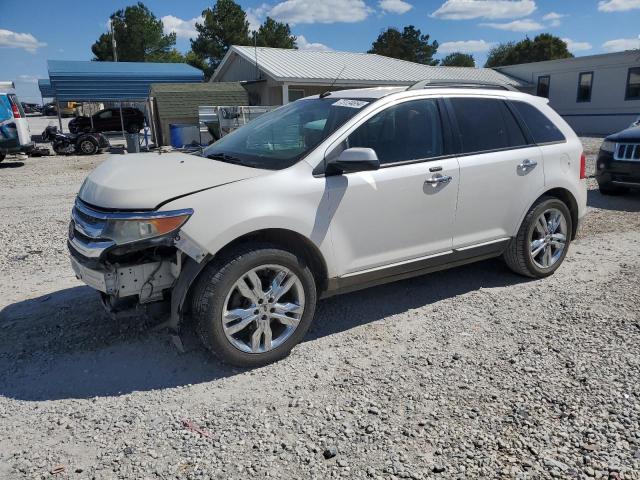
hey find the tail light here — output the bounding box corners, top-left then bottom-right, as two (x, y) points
(579, 153), (586, 179)
(10, 102), (21, 118)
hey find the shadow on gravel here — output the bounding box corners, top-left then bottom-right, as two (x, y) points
(587, 189), (640, 212)
(307, 258), (527, 341)
(0, 161), (25, 169)
(0, 259), (526, 401)
(0, 286), (233, 401)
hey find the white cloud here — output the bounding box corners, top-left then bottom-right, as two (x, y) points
(598, 0), (640, 12)
(161, 15), (202, 40)
(431, 0), (536, 20)
(268, 0), (372, 24)
(296, 35), (332, 51)
(602, 38), (640, 52)
(438, 39), (494, 54)
(247, 4), (270, 31)
(562, 38), (592, 52)
(481, 19), (544, 31)
(0, 29), (46, 53)
(17, 74), (39, 84)
(379, 0), (413, 14)
(542, 11), (565, 27)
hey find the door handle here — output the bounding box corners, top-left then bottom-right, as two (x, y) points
(518, 159), (538, 170)
(425, 175), (452, 185)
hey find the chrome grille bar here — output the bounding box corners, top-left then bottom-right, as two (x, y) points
(614, 143), (640, 161)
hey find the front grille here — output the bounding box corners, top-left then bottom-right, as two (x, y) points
(614, 143), (640, 161)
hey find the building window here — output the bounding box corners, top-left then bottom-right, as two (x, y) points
(537, 75), (550, 98)
(626, 67), (640, 101)
(288, 89), (305, 102)
(577, 72), (593, 103)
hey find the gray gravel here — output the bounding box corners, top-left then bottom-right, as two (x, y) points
(1, 138), (640, 479)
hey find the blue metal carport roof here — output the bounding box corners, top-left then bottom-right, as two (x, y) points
(38, 79), (55, 98)
(47, 60), (203, 101)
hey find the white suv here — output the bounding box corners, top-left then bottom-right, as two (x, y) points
(69, 83), (587, 367)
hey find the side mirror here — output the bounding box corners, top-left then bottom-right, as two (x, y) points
(326, 147), (380, 175)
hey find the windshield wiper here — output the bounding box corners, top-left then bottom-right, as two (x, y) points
(206, 153), (245, 165)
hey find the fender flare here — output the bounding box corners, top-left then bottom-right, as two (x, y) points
(167, 254), (212, 331)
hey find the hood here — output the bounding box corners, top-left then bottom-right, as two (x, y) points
(606, 125), (640, 142)
(78, 152), (267, 210)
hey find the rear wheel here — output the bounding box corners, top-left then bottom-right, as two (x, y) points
(192, 244), (317, 367)
(503, 197), (572, 278)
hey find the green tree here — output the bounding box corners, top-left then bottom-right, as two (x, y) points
(255, 17), (296, 49)
(368, 26), (439, 65)
(485, 34), (573, 68)
(440, 52), (475, 67)
(91, 2), (179, 62)
(190, 0), (252, 78)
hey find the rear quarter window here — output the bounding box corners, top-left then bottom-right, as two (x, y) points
(512, 101), (565, 144)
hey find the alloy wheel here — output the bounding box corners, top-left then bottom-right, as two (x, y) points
(529, 208), (567, 269)
(80, 140), (95, 154)
(222, 264), (305, 354)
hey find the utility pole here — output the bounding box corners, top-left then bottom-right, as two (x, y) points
(110, 19), (118, 62)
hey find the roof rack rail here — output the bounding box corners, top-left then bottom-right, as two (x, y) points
(406, 79), (518, 92)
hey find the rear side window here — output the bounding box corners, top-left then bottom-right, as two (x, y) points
(512, 101), (566, 144)
(449, 97), (527, 154)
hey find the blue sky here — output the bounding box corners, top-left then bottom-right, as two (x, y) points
(1, 0), (639, 103)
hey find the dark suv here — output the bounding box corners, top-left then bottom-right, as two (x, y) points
(596, 122), (640, 195)
(69, 107), (144, 134)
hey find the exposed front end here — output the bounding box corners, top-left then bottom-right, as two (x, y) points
(595, 139), (640, 189)
(68, 198), (194, 316)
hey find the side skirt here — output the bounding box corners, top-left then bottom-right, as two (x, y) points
(322, 238), (510, 298)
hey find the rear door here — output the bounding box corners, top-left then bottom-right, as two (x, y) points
(446, 96), (544, 248)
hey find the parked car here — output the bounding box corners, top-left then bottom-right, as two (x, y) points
(42, 102), (76, 118)
(0, 90), (34, 162)
(21, 102), (42, 114)
(69, 107), (144, 134)
(595, 122), (640, 195)
(68, 84), (587, 367)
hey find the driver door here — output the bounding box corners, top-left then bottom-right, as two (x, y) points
(326, 98), (460, 277)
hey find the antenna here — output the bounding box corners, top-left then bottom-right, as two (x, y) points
(320, 65), (346, 98)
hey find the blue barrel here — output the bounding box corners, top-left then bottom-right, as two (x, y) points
(170, 123), (188, 148)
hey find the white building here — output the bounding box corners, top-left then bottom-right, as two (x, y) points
(495, 50), (640, 136)
(211, 45), (527, 106)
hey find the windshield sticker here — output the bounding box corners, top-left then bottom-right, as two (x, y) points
(332, 99), (369, 109)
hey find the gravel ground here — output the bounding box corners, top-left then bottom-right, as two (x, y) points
(1, 137), (639, 479)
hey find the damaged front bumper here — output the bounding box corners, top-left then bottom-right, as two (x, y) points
(68, 198), (207, 324)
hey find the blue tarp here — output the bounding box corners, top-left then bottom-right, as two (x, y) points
(47, 60), (203, 101)
(38, 79), (55, 98)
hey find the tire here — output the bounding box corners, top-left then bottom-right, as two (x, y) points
(598, 182), (627, 196)
(192, 243), (317, 367)
(503, 196), (572, 278)
(78, 137), (99, 155)
(126, 123), (140, 134)
(0, 152), (5, 163)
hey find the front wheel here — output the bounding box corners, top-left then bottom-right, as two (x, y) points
(503, 197), (572, 278)
(192, 244), (317, 367)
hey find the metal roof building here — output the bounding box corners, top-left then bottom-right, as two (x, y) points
(47, 60), (203, 101)
(38, 79), (55, 98)
(211, 45), (529, 105)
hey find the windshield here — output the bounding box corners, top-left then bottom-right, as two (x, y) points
(202, 97), (372, 170)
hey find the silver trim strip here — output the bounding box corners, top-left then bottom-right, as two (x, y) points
(75, 198), (194, 221)
(341, 250), (453, 278)
(454, 237), (511, 252)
